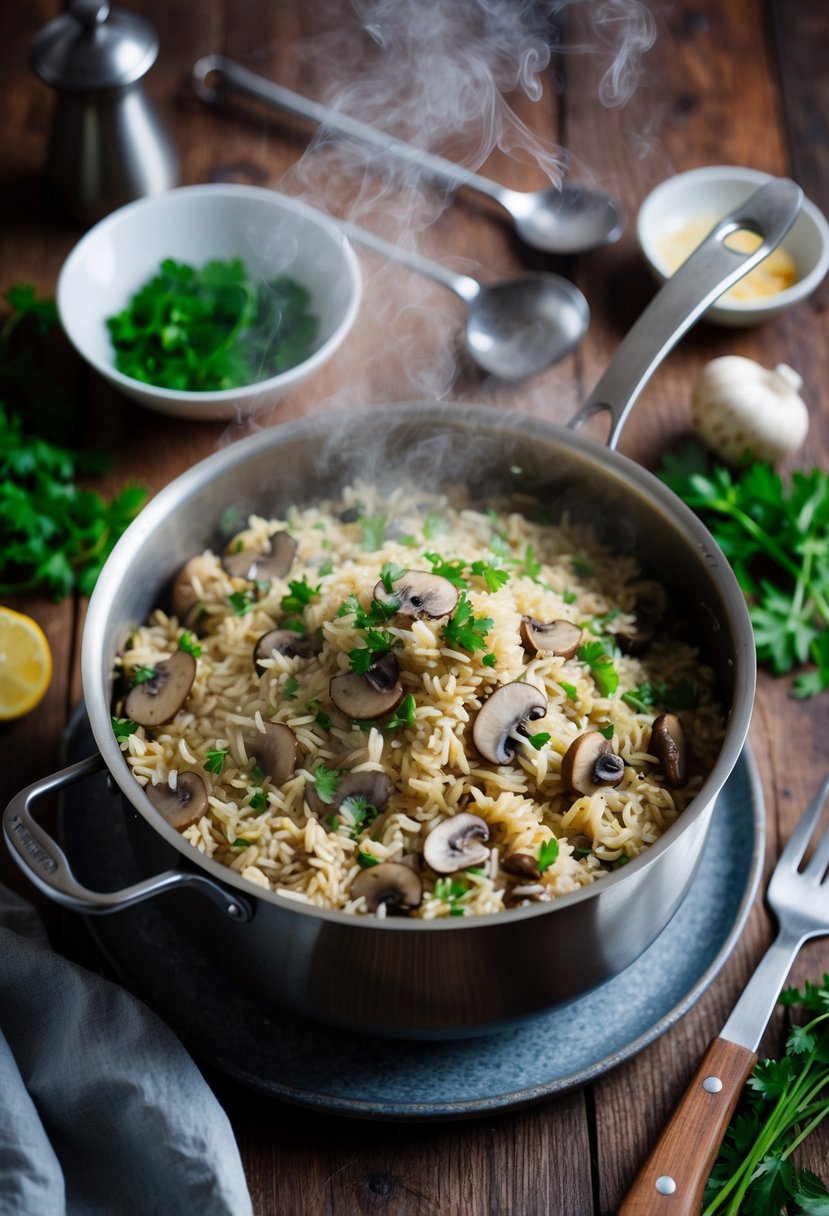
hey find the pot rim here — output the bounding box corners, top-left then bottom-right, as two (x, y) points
(83, 401), (756, 930)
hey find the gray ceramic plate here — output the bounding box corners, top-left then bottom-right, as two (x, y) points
(60, 707), (764, 1121)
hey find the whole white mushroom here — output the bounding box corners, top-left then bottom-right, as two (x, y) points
(691, 356), (809, 465)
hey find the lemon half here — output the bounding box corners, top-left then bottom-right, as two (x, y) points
(0, 607), (53, 720)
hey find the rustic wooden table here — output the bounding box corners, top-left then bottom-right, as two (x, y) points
(2, 2), (828, 1212)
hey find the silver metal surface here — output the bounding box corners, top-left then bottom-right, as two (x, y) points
(570, 178), (803, 448)
(339, 219), (589, 378)
(32, 0), (179, 225)
(721, 770), (829, 1052)
(191, 54), (624, 255)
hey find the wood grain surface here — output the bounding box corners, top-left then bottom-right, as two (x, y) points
(1, 2), (828, 1213)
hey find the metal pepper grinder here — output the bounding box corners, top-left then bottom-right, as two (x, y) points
(32, 0), (179, 226)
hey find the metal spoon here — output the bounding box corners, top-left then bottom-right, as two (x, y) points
(338, 219), (589, 379)
(192, 54), (625, 255)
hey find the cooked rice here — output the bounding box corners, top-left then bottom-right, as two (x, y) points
(114, 483), (725, 918)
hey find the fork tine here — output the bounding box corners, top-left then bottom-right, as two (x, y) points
(779, 770), (829, 872)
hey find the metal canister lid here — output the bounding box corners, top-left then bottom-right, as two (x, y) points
(32, 1), (159, 92)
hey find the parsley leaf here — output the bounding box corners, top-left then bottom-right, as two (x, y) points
(282, 675), (299, 701)
(526, 731), (551, 751)
(578, 639), (619, 697)
(424, 552), (469, 589)
(442, 593), (494, 654)
(178, 631), (202, 658)
(311, 763), (339, 804)
(130, 664), (157, 685)
(228, 589), (256, 616)
(348, 629), (396, 673)
(205, 746), (228, 774)
(112, 717), (139, 741)
(358, 513), (386, 551)
(537, 838), (559, 872)
(470, 560), (510, 593)
(385, 693), (416, 731)
(280, 577), (320, 616)
(379, 561), (407, 593)
(422, 510), (449, 539)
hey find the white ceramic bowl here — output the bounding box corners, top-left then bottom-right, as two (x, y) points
(636, 166), (829, 327)
(57, 184), (362, 420)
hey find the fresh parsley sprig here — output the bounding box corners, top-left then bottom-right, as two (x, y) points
(442, 593), (494, 654)
(660, 443), (829, 698)
(703, 974), (829, 1215)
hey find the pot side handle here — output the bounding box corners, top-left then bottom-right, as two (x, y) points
(568, 177), (804, 450)
(3, 754), (253, 923)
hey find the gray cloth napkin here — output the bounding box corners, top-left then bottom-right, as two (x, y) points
(0, 883), (253, 1216)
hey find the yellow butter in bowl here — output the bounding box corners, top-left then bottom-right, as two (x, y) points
(658, 216), (798, 302)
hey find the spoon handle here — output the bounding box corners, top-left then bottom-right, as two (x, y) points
(191, 54), (509, 208)
(337, 219), (480, 302)
(569, 177), (803, 449)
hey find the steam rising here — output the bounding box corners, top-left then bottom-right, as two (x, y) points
(229, 0), (658, 433)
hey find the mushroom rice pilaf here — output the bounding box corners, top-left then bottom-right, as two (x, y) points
(112, 483), (725, 919)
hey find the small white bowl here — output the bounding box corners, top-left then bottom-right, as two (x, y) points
(636, 166), (829, 327)
(57, 184), (362, 420)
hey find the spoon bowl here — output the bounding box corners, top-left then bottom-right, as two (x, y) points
(504, 183), (625, 255)
(466, 275), (589, 377)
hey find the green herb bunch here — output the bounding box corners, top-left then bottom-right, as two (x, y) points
(106, 258), (319, 392)
(660, 443), (829, 698)
(703, 975), (829, 1215)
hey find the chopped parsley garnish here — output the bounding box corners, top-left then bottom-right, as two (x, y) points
(305, 699), (331, 730)
(563, 590), (578, 605)
(336, 795), (379, 838)
(422, 510), (450, 539)
(526, 731), (551, 751)
(614, 854), (630, 868)
(520, 544), (544, 581)
(578, 639), (619, 697)
(622, 679), (700, 712)
(433, 876), (470, 904)
(282, 675), (299, 701)
(130, 664), (157, 685)
(489, 531), (519, 564)
(348, 628), (396, 674)
(280, 615), (306, 635)
(280, 576), (320, 616)
(470, 560), (509, 593)
(318, 557), (333, 577)
(312, 763), (339, 804)
(178, 631), (202, 658)
(571, 556), (594, 578)
(248, 790), (267, 812)
(357, 851), (381, 868)
(228, 588), (256, 616)
(598, 724), (614, 739)
(590, 609), (620, 633)
(230, 838), (254, 851)
(112, 717), (139, 741)
(385, 693), (416, 730)
(537, 838), (559, 873)
(205, 746), (228, 774)
(379, 561), (407, 594)
(558, 681), (578, 700)
(249, 763), (266, 785)
(424, 552), (469, 589)
(482, 652), (497, 668)
(359, 513), (386, 551)
(442, 593), (494, 654)
(337, 593), (398, 629)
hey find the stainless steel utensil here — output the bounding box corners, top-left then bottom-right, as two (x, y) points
(32, 0), (179, 226)
(339, 219), (589, 377)
(621, 770), (829, 1216)
(191, 54), (624, 256)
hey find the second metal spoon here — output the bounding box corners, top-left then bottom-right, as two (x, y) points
(339, 219), (589, 379)
(192, 54), (625, 256)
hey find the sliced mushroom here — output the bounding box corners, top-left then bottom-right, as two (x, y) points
(650, 712), (686, 787)
(561, 731), (625, 796)
(253, 628), (320, 670)
(305, 770), (395, 819)
(330, 653), (404, 720)
(222, 531), (297, 581)
(373, 570), (459, 620)
(618, 580), (668, 656)
(352, 862), (422, 914)
(472, 682), (547, 765)
(501, 852), (541, 880)
(240, 723), (299, 786)
(124, 650), (196, 727)
(145, 772), (208, 831)
(171, 555), (215, 629)
(423, 812), (490, 874)
(520, 617), (583, 659)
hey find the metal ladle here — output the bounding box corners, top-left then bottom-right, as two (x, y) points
(192, 54), (625, 255)
(339, 219), (589, 378)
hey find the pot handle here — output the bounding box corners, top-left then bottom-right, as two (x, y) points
(3, 754), (253, 923)
(568, 177), (804, 449)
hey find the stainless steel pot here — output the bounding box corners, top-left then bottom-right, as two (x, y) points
(5, 180), (799, 1037)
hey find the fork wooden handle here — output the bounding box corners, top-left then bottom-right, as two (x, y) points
(619, 1037), (757, 1215)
